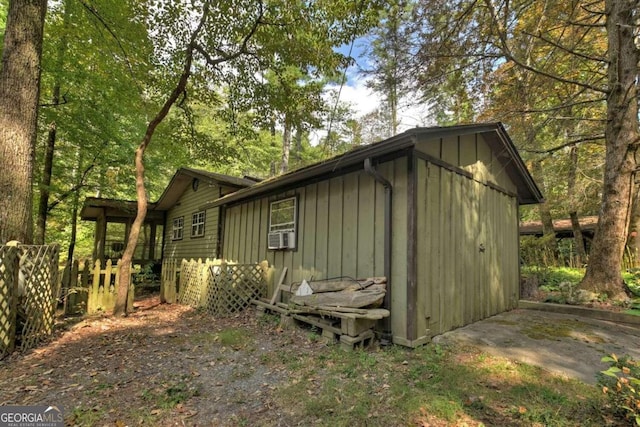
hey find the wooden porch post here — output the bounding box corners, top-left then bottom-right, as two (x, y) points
(94, 209), (106, 262)
(149, 223), (157, 261)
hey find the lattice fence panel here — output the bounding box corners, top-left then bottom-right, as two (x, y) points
(205, 264), (266, 316)
(178, 259), (207, 308)
(0, 246), (18, 358)
(177, 259), (268, 316)
(17, 245), (60, 351)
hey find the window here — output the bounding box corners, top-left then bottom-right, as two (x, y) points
(269, 197), (296, 232)
(191, 211), (206, 237)
(172, 217), (184, 240)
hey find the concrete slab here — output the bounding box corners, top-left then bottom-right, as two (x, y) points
(432, 308), (640, 384)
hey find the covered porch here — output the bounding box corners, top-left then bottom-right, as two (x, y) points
(80, 197), (165, 265)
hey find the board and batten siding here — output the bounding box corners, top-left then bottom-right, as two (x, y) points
(163, 183), (221, 260)
(415, 132), (518, 194)
(221, 157), (409, 338)
(414, 157), (519, 340)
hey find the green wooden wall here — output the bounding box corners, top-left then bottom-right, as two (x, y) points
(412, 135), (520, 341)
(221, 131), (522, 346)
(163, 183), (221, 260)
(222, 157), (409, 339)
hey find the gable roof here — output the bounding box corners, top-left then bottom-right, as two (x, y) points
(205, 123), (543, 209)
(81, 168), (255, 220)
(154, 167), (257, 210)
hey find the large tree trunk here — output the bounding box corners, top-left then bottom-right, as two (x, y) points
(113, 41), (197, 315)
(579, 0), (639, 298)
(0, 0), (47, 244)
(35, 0), (71, 244)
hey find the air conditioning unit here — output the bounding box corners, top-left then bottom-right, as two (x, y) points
(268, 231), (296, 249)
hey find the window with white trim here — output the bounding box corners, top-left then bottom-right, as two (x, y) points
(172, 217), (184, 240)
(191, 211), (206, 237)
(269, 197), (296, 232)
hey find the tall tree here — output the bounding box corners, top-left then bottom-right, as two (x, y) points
(409, 0), (638, 298)
(362, 0), (414, 136)
(114, 0), (384, 315)
(0, 0), (47, 244)
(580, 0), (639, 297)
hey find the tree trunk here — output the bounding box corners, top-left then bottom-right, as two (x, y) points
(579, 0), (639, 298)
(280, 115), (292, 174)
(35, 120), (56, 244)
(531, 160), (558, 264)
(569, 211), (586, 266)
(627, 187), (640, 267)
(0, 0), (47, 244)
(113, 40), (197, 315)
(567, 145), (586, 266)
(35, 0), (71, 244)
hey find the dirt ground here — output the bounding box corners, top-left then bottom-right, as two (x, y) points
(0, 296), (324, 426)
(1, 296), (638, 425)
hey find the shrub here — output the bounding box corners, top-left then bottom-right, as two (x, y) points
(599, 353), (640, 425)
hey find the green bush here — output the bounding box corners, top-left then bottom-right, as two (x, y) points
(599, 353), (640, 425)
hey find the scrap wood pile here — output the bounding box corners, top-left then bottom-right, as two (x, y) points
(288, 276), (387, 312)
(252, 275), (390, 348)
(254, 275), (390, 321)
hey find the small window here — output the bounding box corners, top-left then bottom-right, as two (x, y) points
(269, 197), (296, 232)
(191, 211), (206, 237)
(172, 217), (184, 240)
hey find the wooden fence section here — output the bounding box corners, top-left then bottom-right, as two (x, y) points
(0, 244), (60, 358)
(173, 258), (273, 316)
(62, 259), (133, 315)
(160, 258), (179, 304)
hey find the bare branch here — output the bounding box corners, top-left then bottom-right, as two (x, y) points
(39, 93), (68, 108)
(523, 30), (607, 63)
(194, 2), (265, 68)
(47, 162), (96, 212)
(520, 134), (605, 154)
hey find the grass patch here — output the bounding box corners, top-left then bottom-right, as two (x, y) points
(274, 344), (606, 426)
(522, 323), (573, 340)
(215, 327), (252, 349)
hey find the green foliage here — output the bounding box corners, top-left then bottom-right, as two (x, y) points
(599, 354), (640, 425)
(521, 266), (584, 291)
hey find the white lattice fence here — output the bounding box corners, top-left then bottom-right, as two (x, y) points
(178, 259), (269, 316)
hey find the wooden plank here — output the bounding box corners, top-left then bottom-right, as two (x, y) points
(290, 287), (385, 309)
(459, 133), (476, 167)
(292, 314), (342, 335)
(327, 176), (343, 278)
(292, 188), (305, 283)
(302, 183), (317, 277)
(441, 135), (458, 165)
(357, 171), (375, 278)
(269, 267), (288, 305)
(315, 180), (329, 278)
(342, 173), (358, 278)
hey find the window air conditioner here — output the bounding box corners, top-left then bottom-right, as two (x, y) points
(268, 231), (296, 249)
